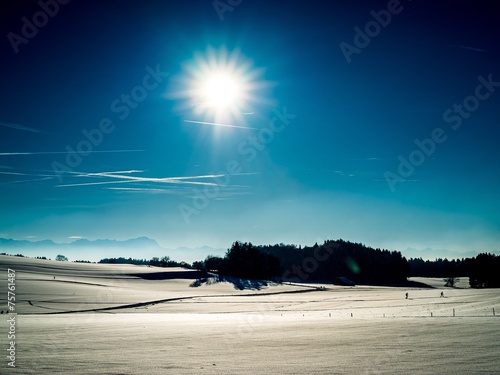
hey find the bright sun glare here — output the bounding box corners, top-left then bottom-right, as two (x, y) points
(172, 47), (270, 127)
(201, 72), (241, 110)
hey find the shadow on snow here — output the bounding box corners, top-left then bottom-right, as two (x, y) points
(190, 273), (272, 290)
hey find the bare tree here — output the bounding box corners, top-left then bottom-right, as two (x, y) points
(444, 276), (459, 287)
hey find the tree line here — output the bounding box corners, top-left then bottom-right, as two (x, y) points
(192, 241), (499, 288)
(95, 242), (500, 288)
(193, 240), (408, 285)
(408, 253), (500, 287)
(99, 256), (190, 268)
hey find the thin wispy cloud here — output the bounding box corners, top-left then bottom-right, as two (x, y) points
(56, 180), (137, 188)
(76, 171), (225, 180)
(63, 169), (145, 177)
(0, 169), (55, 185)
(108, 183), (253, 198)
(0, 150), (144, 156)
(184, 119), (256, 130)
(107, 187), (185, 194)
(0, 176), (53, 185)
(450, 44), (492, 53)
(72, 170), (256, 182)
(0, 167), (56, 185)
(65, 171), (222, 186)
(100, 170), (144, 174)
(57, 170), (259, 189)
(0, 171), (54, 177)
(0, 171), (30, 176)
(0, 120), (48, 134)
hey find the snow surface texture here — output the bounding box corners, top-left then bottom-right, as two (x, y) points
(1, 255), (499, 374)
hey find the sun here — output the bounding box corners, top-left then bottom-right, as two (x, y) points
(169, 46), (271, 127)
(188, 48), (252, 124)
(200, 72), (242, 110)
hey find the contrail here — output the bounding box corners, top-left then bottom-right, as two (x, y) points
(184, 120), (256, 130)
(56, 171), (260, 188)
(57, 179), (218, 188)
(0, 177), (53, 185)
(0, 121), (48, 134)
(0, 150), (143, 156)
(451, 44), (491, 53)
(56, 180), (137, 188)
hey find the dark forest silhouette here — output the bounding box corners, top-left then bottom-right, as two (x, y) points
(191, 241), (499, 288)
(99, 256), (190, 268)
(93, 240), (500, 288)
(193, 240), (408, 285)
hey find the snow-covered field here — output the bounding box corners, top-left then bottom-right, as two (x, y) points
(1, 255), (499, 374)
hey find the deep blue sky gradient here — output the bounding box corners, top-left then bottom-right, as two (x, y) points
(1, 0), (499, 256)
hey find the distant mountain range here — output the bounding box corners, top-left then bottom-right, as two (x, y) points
(0, 237), (226, 263)
(402, 247), (495, 260)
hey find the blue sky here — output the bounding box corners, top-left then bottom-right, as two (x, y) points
(1, 0), (499, 257)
